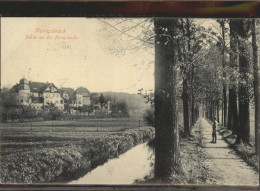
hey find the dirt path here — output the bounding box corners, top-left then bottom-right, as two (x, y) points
(200, 118), (259, 185)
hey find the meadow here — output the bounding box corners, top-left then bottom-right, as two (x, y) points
(0, 116), (154, 183)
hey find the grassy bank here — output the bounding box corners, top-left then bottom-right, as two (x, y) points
(136, 119), (214, 184)
(0, 117), (154, 183)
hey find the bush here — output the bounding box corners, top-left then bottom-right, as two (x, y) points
(1, 106), (38, 122)
(49, 108), (64, 120)
(22, 106), (38, 119)
(143, 107), (155, 127)
(38, 110), (52, 121)
(38, 108), (64, 121)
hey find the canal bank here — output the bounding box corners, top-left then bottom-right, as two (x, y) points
(70, 142), (154, 184)
(0, 126), (154, 183)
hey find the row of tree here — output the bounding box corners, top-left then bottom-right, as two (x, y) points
(153, 18), (260, 180)
(201, 19), (260, 150)
(101, 18), (260, 181)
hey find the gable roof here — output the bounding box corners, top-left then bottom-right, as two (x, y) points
(29, 82), (51, 93)
(60, 87), (75, 100)
(75, 87), (90, 95)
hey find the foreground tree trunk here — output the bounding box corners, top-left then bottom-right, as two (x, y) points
(237, 32), (250, 144)
(180, 18), (191, 137)
(252, 19), (259, 153)
(154, 18), (180, 180)
(186, 19), (196, 127)
(228, 19), (239, 134)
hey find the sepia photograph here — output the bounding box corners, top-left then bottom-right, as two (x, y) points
(0, 17), (259, 186)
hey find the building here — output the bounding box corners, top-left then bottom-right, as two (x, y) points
(74, 87), (91, 107)
(60, 87), (91, 107)
(10, 78), (64, 110)
(60, 87), (75, 104)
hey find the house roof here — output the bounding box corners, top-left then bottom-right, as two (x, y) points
(29, 82), (51, 93)
(10, 84), (19, 93)
(60, 87), (76, 100)
(75, 87), (90, 95)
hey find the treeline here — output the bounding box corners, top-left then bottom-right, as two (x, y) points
(200, 19), (259, 152)
(0, 89), (148, 122)
(96, 92), (149, 113)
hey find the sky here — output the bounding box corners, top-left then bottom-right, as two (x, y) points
(1, 18), (217, 94)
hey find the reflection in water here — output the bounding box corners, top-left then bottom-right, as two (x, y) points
(69, 142), (154, 184)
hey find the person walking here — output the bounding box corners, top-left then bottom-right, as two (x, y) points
(211, 117), (217, 143)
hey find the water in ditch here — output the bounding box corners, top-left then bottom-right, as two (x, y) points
(69, 142), (154, 184)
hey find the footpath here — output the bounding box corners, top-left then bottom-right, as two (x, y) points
(200, 118), (259, 185)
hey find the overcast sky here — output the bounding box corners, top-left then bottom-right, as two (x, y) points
(1, 18), (217, 94)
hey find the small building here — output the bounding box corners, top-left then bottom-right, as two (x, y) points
(74, 87), (91, 107)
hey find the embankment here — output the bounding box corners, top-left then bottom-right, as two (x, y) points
(0, 126), (154, 183)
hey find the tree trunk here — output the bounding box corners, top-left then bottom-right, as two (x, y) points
(180, 18), (190, 137)
(182, 78), (190, 137)
(217, 103), (220, 123)
(154, 18), (180, 181)
(228, 19), (239, 134)
(186, 19), (196, 127)
(252, 19), (259, 153)
(222, 101), (224, 126)
(229, 88), (239, 134)
(220, 20), (228, 127)
(237, 39), (250, 144)
(227, 97), (233, 131)
(191, 68), (195, 126)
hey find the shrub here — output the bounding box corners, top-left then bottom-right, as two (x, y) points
(38, 110), (52, 121)
(143, 107), (155, 127)
(49, 108), (64, 120)
(22, 106), (38, 119)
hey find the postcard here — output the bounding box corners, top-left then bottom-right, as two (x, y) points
(0, 17), (259, 186)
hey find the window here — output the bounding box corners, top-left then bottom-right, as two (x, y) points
(21, 100), (23, 103)
(60, 100), (63, 104)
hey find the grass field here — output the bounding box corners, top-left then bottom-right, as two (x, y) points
(0, 116), (154, 183)
(0, 116), (146, 156)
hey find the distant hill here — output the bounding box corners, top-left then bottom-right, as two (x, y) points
(96, 92), (150, 113)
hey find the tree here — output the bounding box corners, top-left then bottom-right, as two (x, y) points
(217, 19), (228, 127)
(228, 19), (239, 134)
(178, 19), (209, 136)
(154, 18), (180, 180)
(179, 18), (191, 137)
(111, 101), (129, 117)
(194, 44), (222, 122)
(236, 19), (251, 144)
(99, 93), (105, 107)
(251, 18), (259, 153)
